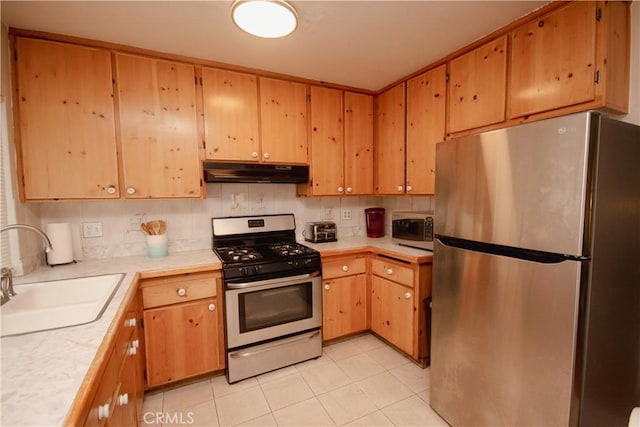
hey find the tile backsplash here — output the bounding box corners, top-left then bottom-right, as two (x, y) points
(39, 183), (433, 261)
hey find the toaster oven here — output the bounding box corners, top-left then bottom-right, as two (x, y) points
(391, 211), (434, 250)
(304, 222), (337, 243)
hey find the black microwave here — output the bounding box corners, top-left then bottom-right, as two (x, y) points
(391, 211), (434, 251)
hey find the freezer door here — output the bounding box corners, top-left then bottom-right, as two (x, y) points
(430, 240), (581, 426)
(435, 112), (593, 256)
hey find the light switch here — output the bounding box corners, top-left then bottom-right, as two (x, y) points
(83, 222), (103, 238)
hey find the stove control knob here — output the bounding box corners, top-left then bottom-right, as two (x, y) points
(240, 267), (250, 276)
(253, 265), (262, 274)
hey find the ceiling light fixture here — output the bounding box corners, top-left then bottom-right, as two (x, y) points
(231, 0), (298, 39)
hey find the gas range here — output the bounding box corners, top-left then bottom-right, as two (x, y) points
(211, 215), (321, 282)
(211, 214), (323, 383)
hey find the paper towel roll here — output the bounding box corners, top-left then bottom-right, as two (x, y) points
(45, 222), (74, 265)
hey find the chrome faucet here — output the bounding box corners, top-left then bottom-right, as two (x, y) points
(0, 224), (54, 305)
(0, 224), (53, 253)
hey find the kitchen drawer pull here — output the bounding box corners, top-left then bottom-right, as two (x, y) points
(125, 317), (136, 328)
(404, 292), (412, 299)
(177, 288), (187, 297)
(126, 187), (136, 195)
(132, 339), (139, 348)
(397, 185), (403, 192)
(346, 187), (353, 193)
(263, 152), (270, 159)
(337, 186), (344, 193)
(342, 265), (349, 272)
(98, 403), (110, 420)
(106, 186), (117, 195)
(324, 284), (331, 291)
(406, 185), (413, 192)
(208, 303), (216, 311)
(251, 151), (258, 159)
(386, 268), (394, 275)
(127, 345), (138, 356)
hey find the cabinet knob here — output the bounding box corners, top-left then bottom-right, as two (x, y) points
(125, 317), (136, 328)
(397, 185), (404, 192)
(324, 284), (331, 291)
(132, 339), (139, 348)
(98, 403), (110, 420)
(346, 187), (353, 193)
(342, 265), (349, 272)
(386, 268), (394, 275)
(118, 393), (129, 406)
(126, 187), (136, 195)
(406, 185), (413, 192)
(404, 292), (412, 299)
(337, 186), (344, 193)
(127, 345), (137, 356)
(251, 151), (259, 159)
(208, 303), (216, 311)
(106, 186), (117, 195)
(177, 288), (187, 297)
(263, 152), (270, 159)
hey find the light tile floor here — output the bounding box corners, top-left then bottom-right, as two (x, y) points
(141, 333), (448, 427)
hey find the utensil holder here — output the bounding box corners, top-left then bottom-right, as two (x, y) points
(147, 234), (168, 258)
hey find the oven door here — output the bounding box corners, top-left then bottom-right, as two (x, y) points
(225, 272), (322, 349)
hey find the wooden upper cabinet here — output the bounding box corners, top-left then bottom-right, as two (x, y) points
(115, 53), (201, 198)
(344, 92), (374, 195)
(202, 68), (260, 161)
(406, 65), (446, 195)
(259, 77), (308, 164)
(14, 37), (119, 200)
(448, 36), (507, 134)
(375, 83), (406, 195)
(310, 86), (344, 196)
(509, 2), (597, 118)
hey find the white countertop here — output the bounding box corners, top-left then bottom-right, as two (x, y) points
(0, 238), (432, 426)
(0, 249), (221, 427)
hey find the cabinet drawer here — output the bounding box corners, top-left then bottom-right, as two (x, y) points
(323, 257), (367, 279)
(141, 273), (217, 309)
(371, 258), (414, 287)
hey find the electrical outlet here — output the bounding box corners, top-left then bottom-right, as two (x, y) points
(83, 222), (103, 238)
(342, 209), (352, 221)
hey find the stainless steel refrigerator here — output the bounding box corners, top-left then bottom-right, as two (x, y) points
(431, 111), (640, 427)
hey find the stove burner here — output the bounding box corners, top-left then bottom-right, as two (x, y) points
(270, 242), (307, 257)
(218, 247), (263, 263)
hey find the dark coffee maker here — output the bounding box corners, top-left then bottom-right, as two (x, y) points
(365, 208), (385, 238)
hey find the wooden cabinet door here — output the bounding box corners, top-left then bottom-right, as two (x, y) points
(322, 274), (367, 341)
(371, 276), (413, 356)
(310, 86), (344, 196)
(375, 83), (406, 195)
(115, 53), (201, 198)
(509, 2), (597, 118)
(144, 298), (221, 388)
(15, 37), (119, 200)
(259, 77), (308, 164)
(344, 92), (374, 195)
(110, 351), (137, 427)
(406, 65), (446, 195)
(448, 36), (507, 134)
(83, 349), (118, 427)
(202, 68), (260, 161)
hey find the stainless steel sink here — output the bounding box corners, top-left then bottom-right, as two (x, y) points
(0, 273), (124, 337)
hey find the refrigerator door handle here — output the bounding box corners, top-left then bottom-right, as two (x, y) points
(436, 235), (591, 264)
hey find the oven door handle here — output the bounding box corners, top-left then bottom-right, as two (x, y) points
(226, 271), (321, 289)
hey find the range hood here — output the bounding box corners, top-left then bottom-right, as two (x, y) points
(203, 162), (309, 184)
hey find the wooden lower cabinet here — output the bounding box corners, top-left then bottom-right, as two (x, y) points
(370, 275), (414, 356)
(323, 274), (368, 341)
(369, 256), (432, 365)
(322, 255), (368, 341)
(82, 292), (143, 427)
(141, 271), (224, 389)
